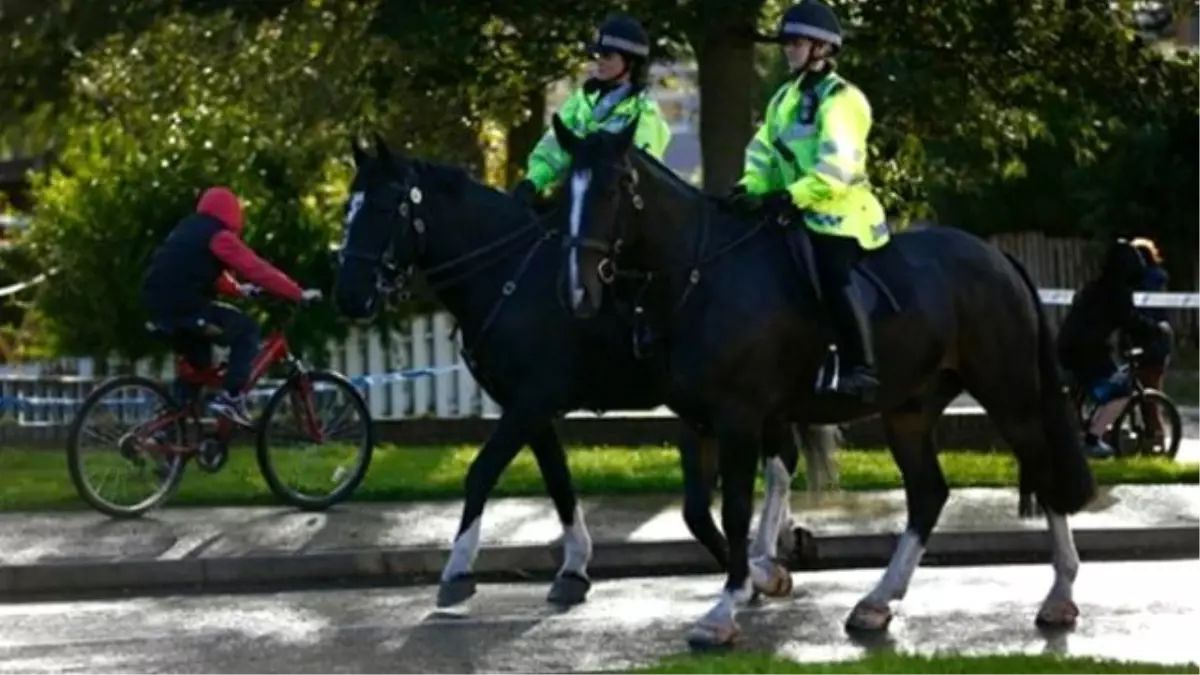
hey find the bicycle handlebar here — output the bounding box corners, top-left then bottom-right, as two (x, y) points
(251, 288), (324, 333)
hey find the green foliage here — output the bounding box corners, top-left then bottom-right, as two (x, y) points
(23, 3), (383, 361)
(826, 0), (1198, 243)
(5, 0), (1197, 367)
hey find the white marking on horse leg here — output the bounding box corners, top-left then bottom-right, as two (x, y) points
(1045, 510), (1080, 602)
(568, 170), (591, 310)
(440, 517), (481, 582)
(689, 583), (751, 645)
(861, 529), (925, 605)
(750, 457), (790, 563)
(559, 505), (594, 578)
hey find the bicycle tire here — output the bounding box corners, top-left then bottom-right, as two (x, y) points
(65, 375), (188, 518)
(255, 368), (375, 511)
(1112, 388), (1182, 460)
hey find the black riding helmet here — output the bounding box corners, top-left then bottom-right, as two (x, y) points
(591, 14), (652, 60)
(588, 14), (652, 88)
(776, 0), (843, 50)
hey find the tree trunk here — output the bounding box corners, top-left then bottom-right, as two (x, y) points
(506, 87), (546, 188)
(692, 21), (757, 194)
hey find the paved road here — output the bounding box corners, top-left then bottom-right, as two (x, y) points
(1, 560), (1195, 673)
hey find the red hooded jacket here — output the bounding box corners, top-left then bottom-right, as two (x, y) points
(195, 187), (303, 302)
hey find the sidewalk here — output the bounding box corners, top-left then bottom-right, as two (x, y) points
(0, 484), (1195, 598)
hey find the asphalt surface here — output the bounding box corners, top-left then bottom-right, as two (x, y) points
(0, 560), (1195, 673)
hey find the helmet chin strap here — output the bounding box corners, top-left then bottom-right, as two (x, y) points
(599, 56), (634, 84)
(788, 43), (831, 75)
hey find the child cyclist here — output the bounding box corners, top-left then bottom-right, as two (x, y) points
(141, 186), (322, 426)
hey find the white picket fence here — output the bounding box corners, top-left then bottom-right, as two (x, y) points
(0, 313), (499, 425)
(1, 287), (1197, 427)
(321, 314), (501, 420)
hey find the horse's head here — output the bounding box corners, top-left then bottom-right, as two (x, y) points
(554, 113), (642, 319)
(334, 133), (424, 321)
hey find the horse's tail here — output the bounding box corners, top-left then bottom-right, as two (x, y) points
(1003, 252), (1096, 515)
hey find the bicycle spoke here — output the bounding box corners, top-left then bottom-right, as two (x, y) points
(70, 380), (184, 516)
(259, 373), (372, 505)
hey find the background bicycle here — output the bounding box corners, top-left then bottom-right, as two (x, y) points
(1074, 345), (1183, 460)
(65, 299), (376, 518)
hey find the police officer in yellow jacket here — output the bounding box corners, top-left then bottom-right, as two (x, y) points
(512, 15), (672, 205)
(729, 0), (889, 400)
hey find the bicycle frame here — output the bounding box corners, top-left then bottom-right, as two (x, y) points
(137, 324), (325, 455)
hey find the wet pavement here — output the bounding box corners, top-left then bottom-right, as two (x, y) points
(0, 483), (1195, 566)
(0, 560), (1195, 673)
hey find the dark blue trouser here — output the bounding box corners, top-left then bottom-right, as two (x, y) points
(158, 303), (260, 395)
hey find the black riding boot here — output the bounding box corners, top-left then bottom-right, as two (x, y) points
(831, 282), (880, 401)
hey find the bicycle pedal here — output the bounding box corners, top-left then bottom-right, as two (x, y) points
(196, 438), (229, 473)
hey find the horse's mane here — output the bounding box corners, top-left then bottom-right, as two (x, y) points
(409, 157), (471, 194)
(631, 147), (706, 203)
(407, 156), (528, 224)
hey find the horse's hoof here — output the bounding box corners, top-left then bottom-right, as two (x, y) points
(686, 619), (740, 649)
(750, 558), (794, 598)
(1035, 598), (1080, 629)
(547, 571), (591, 606)
(844, 600), (893, 632)
(436, 574), (477, 608)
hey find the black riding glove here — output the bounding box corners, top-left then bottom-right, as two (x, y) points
(511, 179), (537, 208)
(760, 190), (796, 219)
(722, 184), (758, 213)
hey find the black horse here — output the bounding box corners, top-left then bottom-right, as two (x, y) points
(552, 116), (1096, 647)
(332, 135), (834, 608)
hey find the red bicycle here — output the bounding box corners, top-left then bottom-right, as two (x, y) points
(65, 302), (375, 518)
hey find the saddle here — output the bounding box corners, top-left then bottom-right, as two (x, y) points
(781, 224), (902, 316)
(779, 224), (907, 392)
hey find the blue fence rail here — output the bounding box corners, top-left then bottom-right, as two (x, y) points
(0, 365), (468, 428)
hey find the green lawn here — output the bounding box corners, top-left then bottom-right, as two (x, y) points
(629, 651), (1198, 674)
(2, 443), (1195, 512)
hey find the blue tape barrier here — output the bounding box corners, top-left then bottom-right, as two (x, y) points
(0, 364), (468, 413)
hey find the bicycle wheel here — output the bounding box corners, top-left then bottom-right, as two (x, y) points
(66, 375), (189, 518)
(1112, 389), (1182, 460)
(256, 368), (375, 511)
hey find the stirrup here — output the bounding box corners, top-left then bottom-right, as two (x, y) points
(838, 368), (878, 387)
(833, 367), (880, 402)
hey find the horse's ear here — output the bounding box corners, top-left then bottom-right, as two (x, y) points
(372, 131), (392, 165)
(551, 114), (578, 154)
(615, 113), (640, 150)
(351, 137), (368, 168)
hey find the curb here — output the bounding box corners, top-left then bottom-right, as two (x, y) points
(1, 525), (1194, 600)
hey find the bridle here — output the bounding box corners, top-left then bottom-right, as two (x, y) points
(561, 156), (646, 288)
(337, 162), (557, 376)
(339, 166), (549, 302)
(572, 153), (769, 320)
(338, 167), (426, 302)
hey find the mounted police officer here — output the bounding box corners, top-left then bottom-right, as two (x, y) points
(511, 14), (672, 206)
(729, 0), (888, 401)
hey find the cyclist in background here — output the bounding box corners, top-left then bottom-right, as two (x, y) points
(1057, 239), (1170, 458)
(141, 186), (322, 426)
